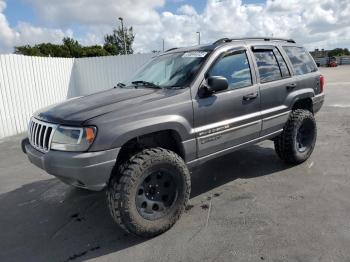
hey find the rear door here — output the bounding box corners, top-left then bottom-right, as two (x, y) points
(282, 46), (320, 94)
(249, 45), (293, 136)
(192, 47), (261, 158)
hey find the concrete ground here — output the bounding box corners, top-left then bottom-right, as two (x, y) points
(0, 66), (350, 262)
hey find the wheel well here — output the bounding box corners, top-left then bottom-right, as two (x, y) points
(116, 130), (184, 167)
(292, 98), (313, 113)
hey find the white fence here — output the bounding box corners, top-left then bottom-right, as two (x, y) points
(73, 54), (153, 97)
(314, 56), (350, 66)
(0, 53), (153, 139)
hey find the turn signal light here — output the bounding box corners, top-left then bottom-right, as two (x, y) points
(85, 127), (96, 144)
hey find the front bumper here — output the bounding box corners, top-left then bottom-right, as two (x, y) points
(22, 138), (120, 191)
(312, 93), (325, 114)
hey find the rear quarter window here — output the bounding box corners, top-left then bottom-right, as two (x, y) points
(283, 46), (317, 75)
(252, 47), (290, 83)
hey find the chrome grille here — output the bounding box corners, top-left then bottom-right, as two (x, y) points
(28, 118), (57, 153)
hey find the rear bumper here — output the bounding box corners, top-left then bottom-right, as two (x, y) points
(312, 93), (325, 114)
(22, 138), (120, 191)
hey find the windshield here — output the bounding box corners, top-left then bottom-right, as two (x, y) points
(124, 51), (209, 88)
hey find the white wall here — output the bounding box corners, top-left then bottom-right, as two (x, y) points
(73, 54), (153, 97)
(0, 53), (153, 139)
(0, 55), (74, 138)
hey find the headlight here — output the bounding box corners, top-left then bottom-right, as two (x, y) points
(51, 126), (96, 152)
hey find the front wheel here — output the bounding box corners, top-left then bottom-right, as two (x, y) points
(106, 148), (191, 237)
(274, 109), (317, 164)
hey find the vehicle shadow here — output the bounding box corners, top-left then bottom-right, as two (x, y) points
(190, 143), (290, 198)
(0, 143), (290, 262)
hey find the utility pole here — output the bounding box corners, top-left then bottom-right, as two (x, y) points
(196, 31), (201, 45)
(162, 39), (165, 52)
(119, 17), (127, 55)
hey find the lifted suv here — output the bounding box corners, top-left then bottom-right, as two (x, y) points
(22, 37), (325, 237)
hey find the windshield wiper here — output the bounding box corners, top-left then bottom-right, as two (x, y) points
(115, 82), (126, 88)
(131, 81), (162, 89)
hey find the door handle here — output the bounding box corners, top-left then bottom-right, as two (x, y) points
(243, 92), (258, 101)
(286, 83), (297, 90)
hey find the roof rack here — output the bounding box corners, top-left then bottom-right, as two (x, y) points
(165, 47), (179, 52)
(213, 37), (296, 45)
(213, 38), (231, 45)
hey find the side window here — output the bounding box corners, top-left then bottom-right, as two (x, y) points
(283, 46), (317, 75)
(253, 47), (291, 83)
(274, 48), (290, 78)
(208, 51), (252, 90)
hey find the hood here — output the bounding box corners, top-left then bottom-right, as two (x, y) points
(34, 87), (171, 125)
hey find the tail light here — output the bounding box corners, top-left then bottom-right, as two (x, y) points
(320, 75), (325, 93)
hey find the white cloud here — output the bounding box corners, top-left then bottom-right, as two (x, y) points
(177, 4), (198, 16)
(15, 22), (73, 45)
(0, 0), (350, 54)
(0, 0), (72, 53)
(0, 1), (17, 51)
(133, 0), (350, 52)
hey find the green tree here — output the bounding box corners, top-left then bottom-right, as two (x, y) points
(82, 45), (111, 57)
(328, 48), (350, 57)
(62, 37), (84, 57)
(104, 19), (135, 55)
(103, 42), (118, 55)
(15, 45), (43, 56)
(38, 43), (70, 57)
(14, 21), (136, 58)
(15, 43), (71, 57)
(14, 39), (117, 58)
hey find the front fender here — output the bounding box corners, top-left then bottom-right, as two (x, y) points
(88, 114), (194, 151)
(110, 115), (193, 148)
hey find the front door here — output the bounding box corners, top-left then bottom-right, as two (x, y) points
(193, 48), (261, 158)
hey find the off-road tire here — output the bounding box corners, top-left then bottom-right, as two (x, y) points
(274, 109), (317, 164)
(273, 137), (282, 159)
(106, 147), (191, 237)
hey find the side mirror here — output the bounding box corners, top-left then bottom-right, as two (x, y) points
(207, 76), (228, 93)
(198, 76), (229, 98)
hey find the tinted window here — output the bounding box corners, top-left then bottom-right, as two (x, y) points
(208, 51), (252, 90)
(283, 46), (317, 75)
(253, 49), (282, 83)
(274, 48), (290, 78)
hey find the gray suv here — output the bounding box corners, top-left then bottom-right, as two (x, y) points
(22, 37), (325, 237)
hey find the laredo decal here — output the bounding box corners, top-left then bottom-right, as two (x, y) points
(198, 124), (230, 137)
(200, 135), (222, 144)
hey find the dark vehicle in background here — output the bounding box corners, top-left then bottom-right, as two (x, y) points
(22, 37), (325, 237)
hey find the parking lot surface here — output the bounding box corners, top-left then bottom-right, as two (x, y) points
(0, 66), (350, 262)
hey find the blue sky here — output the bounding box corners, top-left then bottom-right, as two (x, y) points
(4, 0), (265, 39)
(161, 0), (265, 13)
(5, 0), (35, 27)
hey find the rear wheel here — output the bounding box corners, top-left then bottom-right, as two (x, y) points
(274, 109), (317, 164)
(106, 148), (190, 237)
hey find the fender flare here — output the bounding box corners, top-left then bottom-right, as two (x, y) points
(286, 88), (315, 110)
